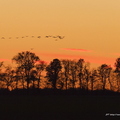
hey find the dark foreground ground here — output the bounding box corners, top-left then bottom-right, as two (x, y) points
(0, 95), (120, 120)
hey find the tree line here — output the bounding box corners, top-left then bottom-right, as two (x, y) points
(0, 51), (120, 93)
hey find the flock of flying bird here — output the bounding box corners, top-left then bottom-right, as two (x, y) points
(0, 35), (65, 41)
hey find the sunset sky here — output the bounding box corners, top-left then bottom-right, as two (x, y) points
(0, 0), (120, 68)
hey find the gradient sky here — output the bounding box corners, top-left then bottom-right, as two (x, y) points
(0, 0), (120, 68)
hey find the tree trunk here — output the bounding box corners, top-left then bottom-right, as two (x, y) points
(64, 72), (68, 90)
(22, 79), (25, 89)
(79, 73), (82, 89)
(117, 75), (120, 92)
(33, 80), (35, 88)
(53, 74), (57, 89)
(53, 80), (56, 90)
(27, 81), (29, 89)
(86, 75), (89, 90)
(16, 80), (18, 89)
(65, 77), (67, 90)
(108, 76), (112, 90)
(38, 77), (40, 89)
(7, 84), (9, 90)
(38, 73), (41, 89)
(91, 77), (94, 91)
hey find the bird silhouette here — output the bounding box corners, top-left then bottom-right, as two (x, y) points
(0, 35), (65, 40)
(53, 36), (57, 38)
(45, 36), (49, 38)
(58, 36), (65, 39)
(38, 36), (41, 38)
(57, 36), (61, 39)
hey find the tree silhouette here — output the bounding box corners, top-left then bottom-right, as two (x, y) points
(1, 65), (14, 90)
(97, 64), (112, 90)
(106, 66), (112, 90)
(89, 69), (98, 91)
(30, 69), (38, 88)
(35, 61), (46, 88)
(12, 51), (40, 89)
(83, 65), (91, 90)
(77, 59), (85, 89)
(46, 59), (62, 89)
(15, 67), (26, 89)
(14, 69), (20, 89)
(61, 59), (70, 90)
(69, 60), (77, 89)
(114, 58), (120, 92)
(0, 62), (6, 88)
(0, 51), (120, 95)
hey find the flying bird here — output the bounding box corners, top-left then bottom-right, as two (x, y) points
(45, 36), (49, 38)
(58, 36), (65, 39)
(53, 36), (57, 38)
(38, 36), (41, 38)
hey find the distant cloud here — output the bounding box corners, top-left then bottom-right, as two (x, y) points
(12, 51), (115, 68)
(0, 59), (11, 62)
(34, 60), (49, 64)
(36, 52), (115, 66)
(61, 48), (92, 52)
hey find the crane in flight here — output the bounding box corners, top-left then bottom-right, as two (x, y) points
(58, 36), (65, 39)
(38, 36), (41, 38)
(0, 35), (65, 40)
(1, 37), (5, 39)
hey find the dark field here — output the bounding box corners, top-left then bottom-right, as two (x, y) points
(0, 95), (120, 120)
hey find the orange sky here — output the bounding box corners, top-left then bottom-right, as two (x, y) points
(0, 0), (120, 69)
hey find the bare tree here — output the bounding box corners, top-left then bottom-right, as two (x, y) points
(30, 70), (38, 88)
(114, 58), (120, 92)
(61, 59), (70, 90)
(89, 69), (98, 91)
(35, 61), (46, 88)
(1, 66), (14, 90)
(68, 60), (78, 89)
(97, 64), (112, 90)
(83, 66), (90, 90)
(77, 59), (85, 89)
(12, 51), (40, 89)
(46, 59), (62, 89)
